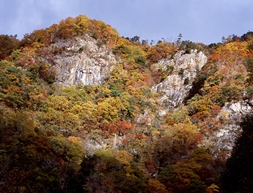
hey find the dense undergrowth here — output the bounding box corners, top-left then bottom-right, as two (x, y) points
(1, 15), (253, 192)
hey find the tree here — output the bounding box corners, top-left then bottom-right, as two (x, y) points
(176, 33), (182, 46)
(147, 179), (168, 193)
(79, 149), (147, 193)
(220, 114), (253, 193)
(0, 34), (19, 60)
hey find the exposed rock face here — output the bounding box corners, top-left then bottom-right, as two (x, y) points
(152, 50), (207, 110)
(45, 35), (117, 86)
(219, 101), (252, 122)
(208, 101), (253, 156)
(42, 39), (251, 158)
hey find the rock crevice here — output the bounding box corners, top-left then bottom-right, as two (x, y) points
(152, 50), (207, 109)
(45, 35), (117, 86)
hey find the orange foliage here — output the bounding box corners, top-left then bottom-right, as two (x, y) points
(209, 41), (248, 63)
(194, 133), (204, 144)
(147, 179), (168, 193)
(21, 15), (120, 48)
(143, 73), (154, 86)
(211, 104), (221, 116)
(135, 133), (146, 140)
(100, 120), (132, 136)
(151, 69), (163, 83)
(147, 41), (175, 63)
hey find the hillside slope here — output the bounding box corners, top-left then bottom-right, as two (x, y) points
(1, 15), (253, 192)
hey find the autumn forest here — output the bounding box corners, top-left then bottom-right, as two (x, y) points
(1, 15), (253, 193)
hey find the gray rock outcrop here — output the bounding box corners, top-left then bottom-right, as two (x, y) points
(45, 35), (117, 86)
(152, 50), (207, 110)
(207, 100), (253, 156)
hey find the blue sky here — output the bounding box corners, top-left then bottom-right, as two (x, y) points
(0, 0), (253, 44)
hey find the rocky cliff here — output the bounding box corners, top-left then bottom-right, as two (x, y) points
(42, 35), (251, 157)
(208, 100), (253, 156)
(152, 50), (207, 109)
(3, 15), (253, 192)
(45, 35), (117, 86)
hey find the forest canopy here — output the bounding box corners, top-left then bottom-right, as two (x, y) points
(0, 15), (253, 192)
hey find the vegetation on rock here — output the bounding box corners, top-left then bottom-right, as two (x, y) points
(0, 15), (253, 192)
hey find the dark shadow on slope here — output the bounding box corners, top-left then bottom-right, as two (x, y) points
(183, 68), (207, 104)
(220, 113), (253, 193)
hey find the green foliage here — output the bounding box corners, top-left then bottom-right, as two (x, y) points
(61, 86), (87, 101)
(109, 83), (124, 97)
(113, 44), (131, 56)
(26, 63), (56, 84)
(184, 77), (190, 85)
(159, 164), (176, 182)
(220, 83), (242, 102)
(3, 14), (253, 193)
(115, 44), (147, 67)
(179, 68), (184, 77)
(135, 55), (146, 66)
(179, 40), (205, 53)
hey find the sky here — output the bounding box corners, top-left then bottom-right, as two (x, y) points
(0, 0), (253, 44)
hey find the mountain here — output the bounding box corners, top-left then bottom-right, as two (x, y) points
(0, 14), (253, 192)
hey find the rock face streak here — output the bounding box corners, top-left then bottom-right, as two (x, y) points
(152, 50), (207, 109)
(45, 36), (251, 156)
(47, 35), (117, 86)
(210, 100), (253, 156)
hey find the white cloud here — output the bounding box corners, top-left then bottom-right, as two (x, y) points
(1, 0), (253, 43)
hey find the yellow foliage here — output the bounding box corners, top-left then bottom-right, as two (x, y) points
(79, 101), (97, 119)
(67, 136), (83, 148)
(116, 37), (132, 47)
(97, 97), (119, 122)
(116, 150), (133, 166)
(205, 184), (220, 193)
(212, 41), (248, 64)
(28, 92), (45, 105)
(32, 42), (45, 49)
(6, 74), (18, 81)
(47, 95), (69, 111)
(164, 122), (199, 152)
(174, 159), (202, 180)
(23, 77), (31, 84)
(110, 63), (128, 83)
(75, 15), (90, 32)
(171, 107), (191, 124)
(3, 85), (22, 95)
(70, 104), (84, 114)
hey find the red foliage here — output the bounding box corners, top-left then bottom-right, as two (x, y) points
(145, 158), (156, 174)
(197, 167), (214, 181)
(56, 157), (64, 163)
(143, 74), (154, 86)
(151, 70), (163, 83)
(100, 120), (132, 136)
(194, 133), (204, 144)
(135, 133), (145, 140)
(211, 105), (221, 116)
(208, 53), (220, 62)
(248, 52), (253, 58)
(32, 135), (51, 154)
